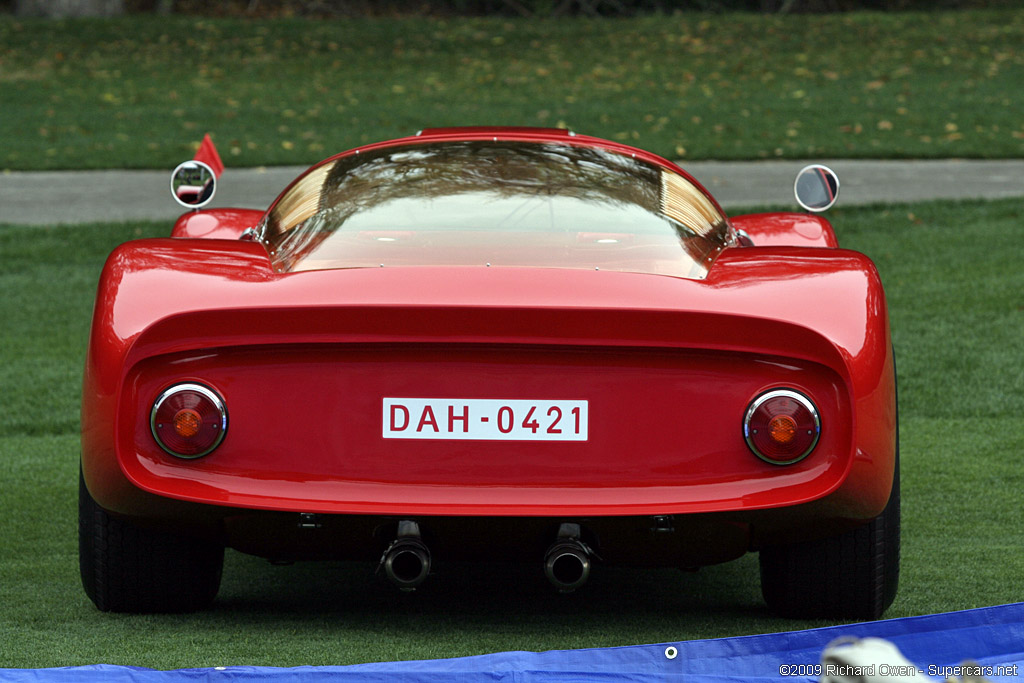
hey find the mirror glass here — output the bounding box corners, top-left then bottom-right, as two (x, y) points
(171, 160), (217, 208)
(794, 164), (839, 212)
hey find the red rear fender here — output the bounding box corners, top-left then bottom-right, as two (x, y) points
(731, 213), (839, 248)
(172, 209), (265, 240)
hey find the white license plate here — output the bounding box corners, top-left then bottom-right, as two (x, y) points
(383, 398), (588, 441)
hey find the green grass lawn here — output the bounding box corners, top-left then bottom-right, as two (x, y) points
(1, 9), (1023, 170)
(0, 198), (1022, 668)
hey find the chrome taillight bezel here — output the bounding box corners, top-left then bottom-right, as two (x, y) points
(150, 382), (228, 459)
(743, 388), (821, 466)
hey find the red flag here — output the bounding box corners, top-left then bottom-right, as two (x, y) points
(193, 133), (224, 178)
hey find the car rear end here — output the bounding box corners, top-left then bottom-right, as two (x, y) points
(80, 130), (896, 615)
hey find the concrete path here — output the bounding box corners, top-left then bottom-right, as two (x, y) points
(2, 159), (1022, 226)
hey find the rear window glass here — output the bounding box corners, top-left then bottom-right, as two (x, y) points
(260, 140), (731, 279)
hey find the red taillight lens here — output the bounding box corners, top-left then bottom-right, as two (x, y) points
(150, 383), (227, 458)
(744, 389), (820, 465)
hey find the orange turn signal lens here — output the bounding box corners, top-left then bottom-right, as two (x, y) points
(768, 415), (797, 445)
(173, 409), (202, 438)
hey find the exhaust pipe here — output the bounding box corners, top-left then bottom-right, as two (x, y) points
(379, 520), (430, 591)
(544, 523), (594, 593)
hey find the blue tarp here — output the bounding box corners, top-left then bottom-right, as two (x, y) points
(3, 603), (1022, 682)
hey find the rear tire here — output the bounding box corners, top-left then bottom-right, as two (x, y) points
(78, 471), (224, 613)
(759, 454), (900, 619)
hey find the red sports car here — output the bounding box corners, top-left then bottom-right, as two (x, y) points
(79, 127), (898, 618)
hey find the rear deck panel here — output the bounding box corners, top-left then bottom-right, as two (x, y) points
(120, 343), (851, 516)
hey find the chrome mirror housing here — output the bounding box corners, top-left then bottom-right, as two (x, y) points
(170, 160), (217, 209)
(794, 164), (840, 212)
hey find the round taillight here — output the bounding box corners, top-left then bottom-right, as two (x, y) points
(743, 389), (820, 465)
(150, 383), (227, 458)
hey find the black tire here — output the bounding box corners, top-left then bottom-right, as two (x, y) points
(759, 452), (900, 620)
(79, 471), (224, 613)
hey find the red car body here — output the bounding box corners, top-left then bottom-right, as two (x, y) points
(80, 128), (898, 617)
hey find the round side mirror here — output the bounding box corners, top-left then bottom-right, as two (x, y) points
(170, 160), (217, 209)
(794, 164), (839, 212)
